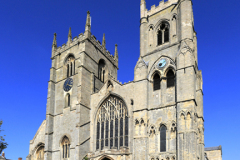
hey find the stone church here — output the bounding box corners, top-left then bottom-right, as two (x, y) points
(26, 0), (222, 160)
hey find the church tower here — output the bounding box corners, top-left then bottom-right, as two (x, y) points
(134, 0), (204, 159)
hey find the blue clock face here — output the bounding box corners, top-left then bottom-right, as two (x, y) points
(158, 59), (166, 68)
(63, 78), (73, 92)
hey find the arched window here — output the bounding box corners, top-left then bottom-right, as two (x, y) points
(36, 146), (44, 160)
(172, 15), (177, 36)
(153, 73), (161, 91)
(167, 70), (175, 88)
(61, 136), (70, 159)
(157, 22), (170, 45)
(96, 96), (128, 150)
(160, 125), (167, 152)
(98, 59), (106, 82)
(65, 94), (70, 108)
(65, 55), (75, 77)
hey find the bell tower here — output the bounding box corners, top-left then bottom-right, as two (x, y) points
(135, 0), (204, 159)
(44, 11), (119, 160)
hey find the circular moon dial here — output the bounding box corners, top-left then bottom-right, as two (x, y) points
(63, 78), (73, 92)
(158, 59), (166, 68)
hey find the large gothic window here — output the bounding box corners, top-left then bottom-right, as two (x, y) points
(36, 146), (44, 160)
(158, 22), (170, 45)
(98, 59), (106, 82)
(62, 136), (70, 158)
(96, 96), (129, 150)
(65, 55), (75, 77)
(160, 125), (167, 152)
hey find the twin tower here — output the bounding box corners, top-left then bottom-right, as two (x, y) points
(26, 0), (219, 160)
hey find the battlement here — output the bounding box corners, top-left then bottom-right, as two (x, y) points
(141, 0), (178, 18)
(52, 32), (118, 67)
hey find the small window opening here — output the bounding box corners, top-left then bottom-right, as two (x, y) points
(153, 73), (161, 91)
(98, 59), (106, 82)
(160, 125), (167, 152)
(65, 94), (70, 108)
(167, 70), (175, 88)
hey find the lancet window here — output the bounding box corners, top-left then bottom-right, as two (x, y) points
(160, 125), (167, 152)
(66, 55), (75, 77)
(36, 146), (44, 160)
(65, 94), (70, 108)
(96, 96), (129, 150)
(157, 22), (170, 45)
(153, 73), (161, 91)
(62, 136), (70, 159)
(167, 69), (175, 88)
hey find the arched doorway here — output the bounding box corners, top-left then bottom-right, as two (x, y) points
(99, 155), (114, 160)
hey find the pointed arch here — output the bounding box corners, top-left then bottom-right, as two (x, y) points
(65, 93), (70, 108)
(64, 54), (75, 78)
(166, 69), (175, 88)
(61, 136), (70, 159)
(36, 145), (44, 160)
(98, 59), (106, 82)
(160, 124), (167, 152)
(99, 155), (115, 160)
(95, 95), (129, 150)
(153, 72), (161, 91)
(172, 14), (177, 36)
(157, 21), (170, 45)
(149, 25), (154, 47)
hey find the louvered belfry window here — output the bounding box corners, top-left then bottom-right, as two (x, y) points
(158, 22), (170, 45)
(96, 96), (129, 150)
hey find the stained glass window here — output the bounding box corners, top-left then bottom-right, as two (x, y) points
(96, 96), (128, 150)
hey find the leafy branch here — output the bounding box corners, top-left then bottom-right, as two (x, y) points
(0, 120), (8, 154)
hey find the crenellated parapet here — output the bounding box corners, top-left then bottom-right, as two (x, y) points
(141, 0), (178, 18)
(51, 11), (118, 67)
(88, 35), (118, 67)
(51, 33), (118, 67)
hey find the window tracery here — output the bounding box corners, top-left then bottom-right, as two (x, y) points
(65, 56), (75, 77)
(36, 146), (44, 160)
(157, 22), (170, 45)
(61, 136), (70, 159)
(96, 96), (128, 150)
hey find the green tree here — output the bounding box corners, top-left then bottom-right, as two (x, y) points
(0, 120), (8, 154)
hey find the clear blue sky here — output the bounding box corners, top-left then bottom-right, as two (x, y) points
(0, 0), (239, 159)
